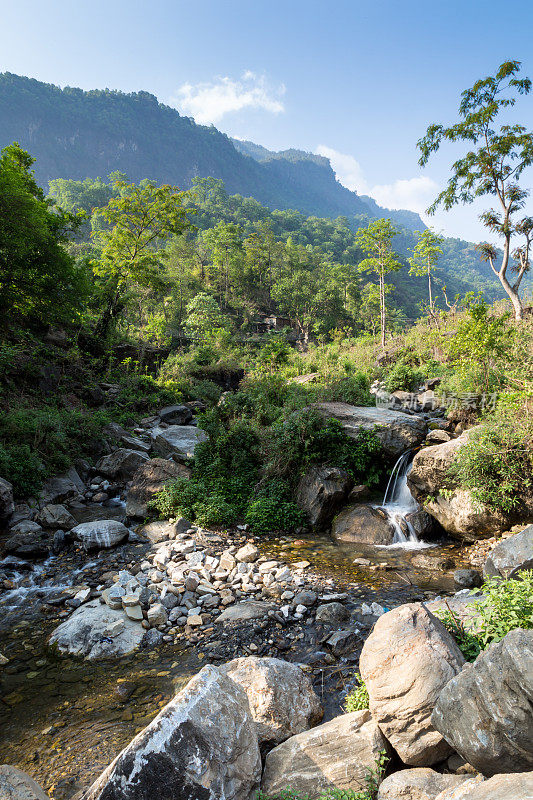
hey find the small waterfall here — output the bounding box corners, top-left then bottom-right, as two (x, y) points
(379, 451), (428, 547)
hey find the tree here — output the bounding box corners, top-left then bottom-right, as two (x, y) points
(184, 292), (230, 343)
(418, 60), (533, 320)
(408, 228), (444, 318)
(92, 178), (191, 337)
(355, 219), (402, 347)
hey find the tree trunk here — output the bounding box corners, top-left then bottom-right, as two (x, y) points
(379, 273), (386, 349)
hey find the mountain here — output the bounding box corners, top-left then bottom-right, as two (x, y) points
(0, 72), (423, 228)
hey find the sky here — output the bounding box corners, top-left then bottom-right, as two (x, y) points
(1, 0), (533, 241)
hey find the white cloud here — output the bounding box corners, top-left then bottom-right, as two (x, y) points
(316, 144), (438, 216)
(171, 72), (285, 125)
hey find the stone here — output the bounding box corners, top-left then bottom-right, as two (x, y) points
(484, 525), (533, 579)
(102, 422), (128, 440)
(120, 435), (151, 453)
(221, 656), (323, 749)
(426, 429), (452, 444)
(8, 520), (42, 534)
(124, 604), (143, 621)
(96, 449), (149, 480)
(0, 477), (15, 522)
(332, 504), (395, 545)
(326, 629), (358, 656)
(261, 710), (389, 798)
(49, 599), (143, 660)
(3, 533), (48, 559)
(293, 590), (317, 607)
(37, 504), (77, 530)
(295, 465), (353, 529)
(360, 603), (465, 766)
(453, 569), (482, 589)
(158, 404), (193, 425)
(81, 665), (261, 800)
(312, 403), (427, 458)
(71, 520), (129, 551)
(235, 543), (260, 563)
(39, 468), (84, 504)
(432, 628), (533, 777)
(217, 601), (274, 623)
(152, 425), (208, 460)
(377, 768), (472, 800)
(138, 520), (176, 544)
(147, 603), (168, 626)
(434, 773), (533, 800)
(125, 458), (191, 518)
(315, 602), (350, 626)
(0, 765), (49, 800)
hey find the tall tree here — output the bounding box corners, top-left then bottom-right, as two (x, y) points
(408, 228), (444, 317)
(418, 60), (533, 320)
(355, 218), (402, 348)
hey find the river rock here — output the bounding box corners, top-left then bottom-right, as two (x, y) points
(39, 467), (85, 504)
(3, 533), (49, 560)
(221, 656), (323, 748)
(81, 665), (261, 800)
(147, 603), (168, 626)
(332, 504), (395, 545)
(453, 569), (482, 589)
(49, 599), (144, 660)
(217, 601), (274, 622)
(0, 765), (49, 800)
(261, 709), (389, 798)
(313, 403), (427, 457)
(96, 449), (149, 480)
(360, 603), (465, 766)
(137, 519), (189, 543)
(434, 773), (533, 800)
(125, 458), (191, 518)
(483, 525), (533, 579)
(158, 404), (193, 425)
(295, 465), (353, 529)
(71, 520), (129, 550)
(378, 768), (472, 800)
(151, 425), (208, 460)
(235, 543), (260, 563)
(0, 478), (15, 522)
(37, 504), (77, 530)
(315, 602), (350, 625)
(432, 628), (533, 776)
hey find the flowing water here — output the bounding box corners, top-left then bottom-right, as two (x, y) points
(377, 451), (434, 549)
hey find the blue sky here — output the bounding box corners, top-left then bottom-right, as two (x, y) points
(1, 0), (533, 241)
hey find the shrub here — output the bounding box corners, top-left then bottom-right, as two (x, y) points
(344, 674), (369, 712)
(245, 480), (306, 534)
(384, 360), (425, 393)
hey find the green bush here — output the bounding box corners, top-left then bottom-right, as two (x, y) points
(384, 360), (425, 393)
(344, 674), (369, 712)
(245, 480), (306, 534)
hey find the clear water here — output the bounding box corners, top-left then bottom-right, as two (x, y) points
(376, 451), (434, 549)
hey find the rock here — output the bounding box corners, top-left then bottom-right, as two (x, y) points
(378, 768), (472, 800)
(152, 425), (208, 460)
(158, 404), (193, 425)
(221, 656), (322, 749)
(235, 543), (260, 563)
(434, 773), (533, 800)
(120, 435), (151, 453)
(96, 449), (149, 481)
(3, 533), (49, 560)
(0, 477), (15, 522)
(39, 467), (84, 504)
(37, 504), (77, 530)
(261, 710), (389, 798)
(0, 765), (49, 800)
(102, 422), (128, 440)
(71, 520), (129, 551)
(140, 629), (164, 649)
(295, 466), (353, 529)
(360, 603), (465, 766)
(315, 602), (350, 626)
(49, 599), (144, 660)
(409, 434), (471, 495)
(81, 665), (261, 800)
(426, 429), (453, 444)
(217, 601), (274, 623)
(147, 603), (168, 626)
(52, 530), (68, 554)
(313, 403), (427, 458)
(293, 590), (317, 607)
(432, 628), (533, 776)
(484, 525), (533, 579)
(126, 458), (191, 518)
(453, 569), (482, 589)
(7, 520), (42, 534)
(405, 509), (436, 540)
(326, 629), (359, 656)
(332, 504), (395, 545)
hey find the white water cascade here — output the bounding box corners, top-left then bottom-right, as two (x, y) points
(379, 451), (431, 548)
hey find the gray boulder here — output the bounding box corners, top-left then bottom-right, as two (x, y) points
(0, 765), (49, 800)
(261, 709), (389, 798)
(80, 665), (261, 800)
(49, 599), (144, 660)
(0, 477), (15, 522)
(295, 465), (353, 529)
(484, 525), (533, 579)
(71, 520), (129, 550)
(3, 533), (49, 559)
(152, 425), (208, 460)
(125, 458), (190, 518)
(96, 449), (149, 480)
(39, 467), (84, 504)
(332, 504), (395, 545)
(315, 602), (350, 626)
(432, 628), (533, 777)
(37, 504), (77, 530)
(158, 404), (193, 425)
(360, 603), (465, 766)
(217, 601), (274, 623)
(434, 773), (533, 800)
(378, 768), (472, 800)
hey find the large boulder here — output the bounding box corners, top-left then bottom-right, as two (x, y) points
(71, 520), (129, 550)
(434, 773), (533, 800)
(484, 525), (533, 579)
(378, 768), (472, 800)
(360, 603), (465, 766)
(313, 403), (427, 458)
(96, 449), (149, 480)
(158, 404), (193, 425)
(3, 532), (49, 559)
(81, 665), (261, 800)
(261, 709), (389, 798)
(125, 458), (191, 518)
(39, 467), (84, 505)
(37, 503), (77, 530)
(217, 601), (274, 623)
(151, 425), (208, 460)
(295, 466), (353, 529)
(49, 599), (144, 660)
(332, 504), (395, 545)
(0, 478), (15, 522)
(0, 765), (48, 800)
(221, 656), (323, 749)
(432, 628), (533, 776)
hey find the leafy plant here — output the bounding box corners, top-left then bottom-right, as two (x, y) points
(245, 480), (306, 534)
(344, 674), (370, 712)
(435, 608), (483, 662)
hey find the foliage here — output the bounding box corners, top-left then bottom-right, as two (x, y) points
(384, 360), (425, 393)
(475, 571), (533, 648)
(408, 228), (444, 314)
(435, 608), (483, 662)
(245, 480), (306, 534)
(184, 293), (230, 343)
(344, 674), (370, 712)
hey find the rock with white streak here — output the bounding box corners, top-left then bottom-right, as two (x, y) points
(71, 520), (129, 551)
